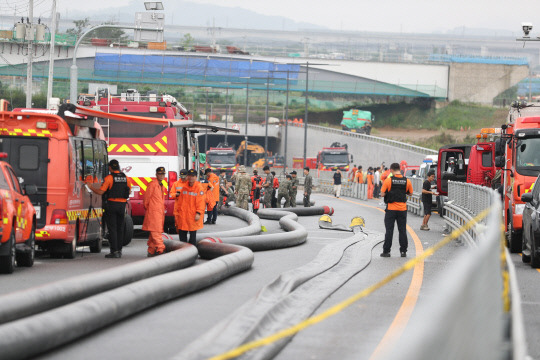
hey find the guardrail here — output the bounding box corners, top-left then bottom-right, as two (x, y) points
(305, 124), (438, 156)
(392, 183), (527, 360)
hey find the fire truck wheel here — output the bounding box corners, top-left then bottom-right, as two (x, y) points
(507, 214), (522, 253)
(16, 221), (35, 267)
(64, 224), (78, 259)
(123, 215), (134, 246)
(89, 235), (102, 254)
(0, 230), (16, 274)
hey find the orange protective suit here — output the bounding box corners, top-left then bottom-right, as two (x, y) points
(366, 173), (374, 199)
(142, 179), (166, 254)
(170, 179), (187, 215)
(201, 182), (215, 211)
(355, 171), (364, 184)
(207, 172), (220, 204)
(175, 181), (206, 231)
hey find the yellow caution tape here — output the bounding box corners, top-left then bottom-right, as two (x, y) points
(209, 207), (493, 360)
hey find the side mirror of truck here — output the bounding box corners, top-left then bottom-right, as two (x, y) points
(495, 139), (505, 156)
(495, 156), (505, 168)
(521, 192), (533, 203)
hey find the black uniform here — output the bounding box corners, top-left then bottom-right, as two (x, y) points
(383, 177), (409, 254)
(104, 172), (130, 255)
(421, 179), (433, 215)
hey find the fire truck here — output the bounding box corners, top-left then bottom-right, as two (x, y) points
(495, 102), (540, 253)
(316, 142), (352, 171)
(206, 143), (237, 179)
(77, 89), (189, 228)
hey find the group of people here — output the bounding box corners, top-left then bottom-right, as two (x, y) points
(232, 165), (314, 211)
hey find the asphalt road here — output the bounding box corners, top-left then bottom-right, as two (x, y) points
(0, 194), (515, 359)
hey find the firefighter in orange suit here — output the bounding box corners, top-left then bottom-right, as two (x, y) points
(199, 171), (215, 223)
(170, 169), (188, 221)
(175, 169), (206, 245)
(204, 168), (220, 224)
(143, 167), (167, 257)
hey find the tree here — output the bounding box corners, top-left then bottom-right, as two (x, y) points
(66, 18), (127, 42)
(66, 18), (90, 38)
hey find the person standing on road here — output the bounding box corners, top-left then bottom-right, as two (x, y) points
(200, 173), (215, 225)
(250, 169), (263, 213)
(271, 171), (279, 208)
(176, 169), (206, 246)
(262, 166), (274, 208)
(205, 169), (220, 224)
(170, 169), (188, 227)
(218, 169), (228, 209)
(277, 174), (292, 207)
(373, 166), (381, 199)
(234, 165), (251, 210)
(349, 164), (357, 181)
(333, 169), (342, 198)
(380, 162), (413, 258)
(421, 171), (437, 231)
(355, 165), (364, 184)
(89, 159), (131, 258)
(143, 167), (166, 257)
(366, 167), (374, 199)
(289, 171), (298, 207)
(303, 167), (313, 207)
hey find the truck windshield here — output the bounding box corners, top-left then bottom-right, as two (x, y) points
(322, 153), (349, 164)
(516, 137), (540, 176)
(207, 154), (236, 165)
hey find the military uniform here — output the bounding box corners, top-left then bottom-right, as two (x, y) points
(289, 176), (299, 207)
(218, 173), (227, 209)
(277, 178), (292, 207)
(235, 167), (252, 210)
(263, 172), (274, 208)
(303, 173), (313, 207)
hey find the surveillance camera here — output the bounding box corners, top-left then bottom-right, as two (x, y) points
(522, 22), (533, 37)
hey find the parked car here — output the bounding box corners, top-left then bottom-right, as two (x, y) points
(0, 153), (37, 273)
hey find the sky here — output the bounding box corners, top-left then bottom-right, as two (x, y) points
(10, 0), (540, 34)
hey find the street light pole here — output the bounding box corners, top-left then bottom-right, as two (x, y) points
(46, 0), (57, 109)
(284, 69), (290, 171)
(205, 88), (209, 152)
(265, 73), (270, 158)
(224, 83), (229, 144)
(244, 79), (249, 167)
(303, 62), (309, 168)
(26, 0), (34, 108)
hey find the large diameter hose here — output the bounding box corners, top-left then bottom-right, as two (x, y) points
(197, 206), (262, 241)
(0, 242), (254, 360)
(271, 206), (334, 216)
(0, 240), (197, 325)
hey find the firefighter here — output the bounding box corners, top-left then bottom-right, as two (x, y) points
(289, 171), (298, 207)
(89, 159), (131, 258)
(251, 169), (263, 214)
(262, 166), (274, 208)
(175, 169), (206, 246)
(271, 171), (279, 208)
(367, 167), (374, 199)
(303, 167), (313, 207)
(355, 166), (364, 184)
(277, 174), (292, 207)
(200, 171), (215, 225)
(170, 169), (188, 220)
(143, 167), (166, 257)
(234, 166), (251, 210)
(205, 168), (220, 224)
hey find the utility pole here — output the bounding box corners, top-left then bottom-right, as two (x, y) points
(303, 62), (309, 168)
(265, 73), (270, 158)
(244, 79), (249, 167)
(26, 0), (33, 108)
(284, 69), (290, 171)
(46, 0), (57, 109)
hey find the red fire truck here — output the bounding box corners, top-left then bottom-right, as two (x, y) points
(78, 89), (190, 228)
(316, 142), (352, 171)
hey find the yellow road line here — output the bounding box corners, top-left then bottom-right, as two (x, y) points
(323, 195), (425, 359)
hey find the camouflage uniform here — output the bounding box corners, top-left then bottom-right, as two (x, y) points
(304, 173), (313, 207)
(218, 174), (227, 209)
(235, 172), (252, 210)
(263, 172), (274, 208)
(289, 176), (299, 207)
(277, 178), (292, 208)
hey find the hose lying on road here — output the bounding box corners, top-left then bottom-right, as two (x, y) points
(197, 206), (262, 241)
(0, 240), (197, 325)
(201, 206), (333, 251)
(0, 241), (254, 360)
(174, 230), (384, 360)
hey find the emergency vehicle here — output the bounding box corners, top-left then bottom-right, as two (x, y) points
(77, 89), (189, 227)
(495, 102), (540, 252)
(206, 144), (237, 179)
(1, 102), (107, 258)
(0, 151), (37, 273)
(316, 142), (352, 171)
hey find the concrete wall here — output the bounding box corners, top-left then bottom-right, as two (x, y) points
(281, 125), (430, 169)
(448, 63), (529, 104)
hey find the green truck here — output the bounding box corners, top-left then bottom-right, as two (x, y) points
(341, 109), (373, 135)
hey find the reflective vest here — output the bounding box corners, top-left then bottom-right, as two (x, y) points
(386, 177), (407, 204)
(108, 172), (130, 199)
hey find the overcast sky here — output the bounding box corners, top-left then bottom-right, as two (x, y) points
(21, 0), (540, 34)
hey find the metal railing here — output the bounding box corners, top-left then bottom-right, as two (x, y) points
(305, 124), (437, 156)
